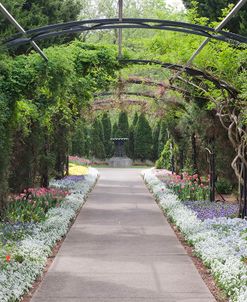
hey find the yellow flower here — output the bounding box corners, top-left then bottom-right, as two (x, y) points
(69, 163), (89, 175)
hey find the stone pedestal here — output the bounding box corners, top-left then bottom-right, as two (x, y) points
(108, 157), (133, 168)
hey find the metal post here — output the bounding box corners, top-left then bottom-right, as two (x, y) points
(186, 0), (247, 66)
(0, 3), (48, 61)
(118, 0), (123, 59)
(179, 148), (184, 173)
(242, 164), (247, 217)
(170, 141), (175, 174)
(211, 148), (216, 202)
(170, 0), (247, 83)
(205, 147), (216, 202)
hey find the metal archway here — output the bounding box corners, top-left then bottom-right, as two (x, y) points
(5, 18), (247, 47)
(119, 59), (239, 97)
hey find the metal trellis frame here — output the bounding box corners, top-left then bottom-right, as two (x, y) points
(4, 18), (247, 48)
(0, 3), (48, 61)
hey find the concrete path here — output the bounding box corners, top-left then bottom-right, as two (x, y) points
(32, 168), (216, 302)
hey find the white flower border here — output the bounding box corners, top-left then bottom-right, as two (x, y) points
(143, 168), (247, 302)
(0, 168), (99, 302)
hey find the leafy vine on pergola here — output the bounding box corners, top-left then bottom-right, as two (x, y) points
(2, 9), (247, 217)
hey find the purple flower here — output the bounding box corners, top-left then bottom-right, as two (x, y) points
(183, 200), (239, 221)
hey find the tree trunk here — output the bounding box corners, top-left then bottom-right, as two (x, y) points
(191, 132), (198, 174)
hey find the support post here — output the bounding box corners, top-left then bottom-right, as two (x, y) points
(191, 133), (198, 174)
(0, 3), (48, 61)
(186, 0), (247, 66)
(242, 164), (247, 218)
(170, 141), (175, 174)
(206, 147), (216, 202)
(118, 0), (123, 59)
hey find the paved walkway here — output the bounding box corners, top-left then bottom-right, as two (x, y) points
(32, 168), (216, 302)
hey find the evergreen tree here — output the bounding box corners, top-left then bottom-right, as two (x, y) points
(101, 112), (112, 157)
(91, 119), (106, 159)
(117, 111), (129, 137)
(133, 112), (139, 126)
(155, 138), (179, 170)
(158, 120), (168, 156)
(129, 112), (139, 159)
(112, 122), (118, 137)
(134, 113), (153, 161)
(71, 119), (86, 156)
(152, 120), (161, 161)
(115, 111), (130, 155)
(97, 118), (105, 143)
(0, 0), (83, 46)
(129, 125), (135, 159)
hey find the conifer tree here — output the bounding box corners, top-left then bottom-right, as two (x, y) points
(158, 120), (168, 156)
(112, 122), (118, 137)
(114, 111), (130, 155)
(134, 113), (152, 161)
(129, 125), (135, 159)
(97, 119), (105, 143)
(129, 112), (139, 159)
(117, 111), (129, 137)
(101, 112), (112, 157)
(133, 112), (139, 126)
(71, 119), (86, 156)
(91, 119), (106, 159)
(152, 120), (161, 160)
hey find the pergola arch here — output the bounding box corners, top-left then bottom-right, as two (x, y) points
(1, 8), (246, 216)
(5, 18), (247, 47)
(119, 59), (239, 98)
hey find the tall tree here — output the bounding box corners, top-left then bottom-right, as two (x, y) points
(134, 113), (153, 161)
(71, 119), (86, 157)
(152, 120), (161, 161)
(133, 112), (139, 126)
(91, 119), (106, 160)
(183, 0), (247, 35)
(0, 0), (83, 49)
(117, 111), (129, 137)
(129, 112), (139, 159)
(101, 112), (112, 157)
(158, 120), (168, 156)
(112, 122), (118, 138)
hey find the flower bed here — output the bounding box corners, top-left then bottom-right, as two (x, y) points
(143, 168), (247, 302)
(5, 188), (69, 223)
(184, 200), (238, 220)
(0, 167), (98, 302)
(156, 169), (210, 201)
(69, 156), (90, 175)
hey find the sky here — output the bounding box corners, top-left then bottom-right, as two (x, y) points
(166, 0), (185, 10)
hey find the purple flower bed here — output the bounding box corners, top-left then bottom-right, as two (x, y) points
(183, 200), (239, 220)
(62, 175), (85, 182)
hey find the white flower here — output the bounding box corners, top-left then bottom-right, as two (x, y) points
(143, 169), (247, 302)
(0, 168), (99, 301)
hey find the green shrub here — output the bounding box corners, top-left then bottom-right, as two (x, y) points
(216, 179), (233, 194)
(155, 139), (178, 169)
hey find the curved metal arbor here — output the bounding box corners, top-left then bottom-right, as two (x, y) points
(5, 18), (247, 47)
(119, 59), (239, 97)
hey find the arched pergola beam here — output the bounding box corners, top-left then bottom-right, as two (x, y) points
(93, 96), (186, 114)
(93, 98), (147, 109)
(119, 59), (238, 97)
(94, 98), (146, 104)
(95, 91), (159, 99)
(96, 76), (211, 105)
(5, 18), (247, 47)
(124, 76), (168, 88)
